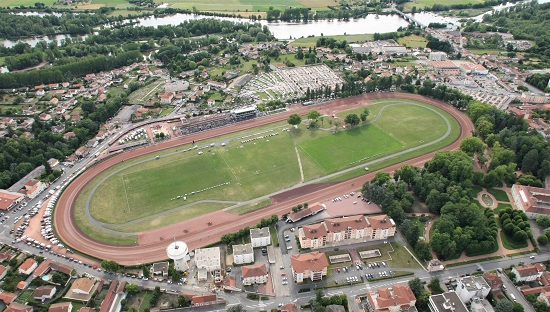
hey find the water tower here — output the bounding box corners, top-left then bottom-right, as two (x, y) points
(166, 240), (189, 272)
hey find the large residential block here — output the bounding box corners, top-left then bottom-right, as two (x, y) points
(365, 284), (416, 312)
(291, 251), (328, 283)
(511, 184), (550, 218)
(298, 214), (396, 249)
(232, 244), (254, 265)
(250, 227), (270, 248)
(241, 264), (268, 286)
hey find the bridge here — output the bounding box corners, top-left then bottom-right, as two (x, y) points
(393, 9), (427, 28)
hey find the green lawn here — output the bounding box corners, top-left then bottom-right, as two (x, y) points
(161, 0), (304, 12)
(398, 34), (428, 49)
(407, 217), (425, 237)
(494, 203), (513, 215)
(358, 242), (421, 269)
(488, 188), (510, 202)
(500, 231), (528, 250)
(73, 99), (459, 243)
(2, 0), (56, 6)
(469, 185), (483, 199)
(290, 34), (372, 48)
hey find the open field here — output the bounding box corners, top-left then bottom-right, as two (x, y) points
(290, 34), (372, 48)
(71, 98), (460, 244)
(157, 0), (304, 12)
(403, 0), (483, 10)
(127, 79), (162, 105)
(398, 34), (428, 49)
(2, 0), (57, 6)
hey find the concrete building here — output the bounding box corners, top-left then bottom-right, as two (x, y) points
(291, 251), (328, 283)
(241, 263), (268, 286)
(512, 263), (545, 282)
(166, 241), (189, 272)
(482, 272), (503, 291)
(18, 179), (45, 199)
(288, 203), (326, 223)
(232, 244), (254, 265)
(151, 262), (169, 276)
(455, 276), (491, 303)
(429, 52), (447, 61)
(298, 214), (396, 249)
(194, 247), (221, 282)
(250, 227), (271, 248)
(428, 291), (468, 312)
(511, 184), (550, 219)
(99, 280), (127, 312)
(365, 284), (416, 312)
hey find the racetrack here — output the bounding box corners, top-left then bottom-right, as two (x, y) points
(54, 93), (474, 265)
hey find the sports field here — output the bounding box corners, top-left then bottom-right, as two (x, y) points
(74, 99), (459, 241)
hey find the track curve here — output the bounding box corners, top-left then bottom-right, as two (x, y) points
(54, 93), (474, 265)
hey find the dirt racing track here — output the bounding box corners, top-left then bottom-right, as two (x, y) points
(54, 93), (474, 265)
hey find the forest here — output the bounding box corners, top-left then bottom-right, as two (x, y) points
(526, 73), (550, 92)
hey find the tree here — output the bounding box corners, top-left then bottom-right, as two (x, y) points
(414, 241), (433, 261)
(428, 277), (443, 293)
(178, 295), (191, 307)
(538, 235), (548, 246)
(495, 299), (514, 312)
(287, 114), (301, 126)
(307, 110), (321, 121)
(460, 137), (484, 156)
(101, 260), (120, 272)
(344, 114), (360, 127)
(408, 277), (423, 297)
(537, 215), (550, 228)
(126, 284), (139, 295)
(227, 305), (246, 312)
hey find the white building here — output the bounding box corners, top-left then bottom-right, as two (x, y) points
(455, 276), (490, 303)
(250, 227), (271, 248)
(242, 263), (268, 286)
(194, 247), (221, 281)
(429, 52), (447, 61)
(511, 263), (545, 282)
(428, 291), (468, 312)
(291, 252), (328, 283)
(232, 243), (254, 265)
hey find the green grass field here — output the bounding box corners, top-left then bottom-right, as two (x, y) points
(290, 34), (372, 48)
(403, 0), (483, 11)
(158, 0), (304, 12)
(3, 0), (57, 6)
(488, 188), (509, 202)
(73, 99), (460, 243)
(398, 34), (428, 49)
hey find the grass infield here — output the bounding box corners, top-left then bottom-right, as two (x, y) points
(73, 99), (460, 243)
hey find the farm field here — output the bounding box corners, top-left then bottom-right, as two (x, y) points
(403, 0), (483, 11)
(74, 98), (459, 242)
(398, 34), (428, 49)
(155, 0), (304, 12)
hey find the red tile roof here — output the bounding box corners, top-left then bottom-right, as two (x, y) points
(291, 252), (328, 274)
(242, 263), (268, 278)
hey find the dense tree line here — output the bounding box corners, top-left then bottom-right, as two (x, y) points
(526, 73), (550, 92)
(0, 50), (142, 88)
(467, 101), (550, 183)
(421, 0), (522, 12)
(0, 12), (115, 38)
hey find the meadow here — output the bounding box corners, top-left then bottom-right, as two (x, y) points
(403, 0), (483, 11)
(74, 98), (458, 243)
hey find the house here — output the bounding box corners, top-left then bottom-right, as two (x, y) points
(39, 113), (52, 121)
(427, 259), (444, 272)
(539, 292), (550, 306)
(4, 303), (33, 312)
(194, 247), (221, 281)
(280, 303), (298, 312)
(158, 92), (175, 104)
(511, 185), (550, 219)
(36, 89), (45, 97)
(63, 132), (76, 140)
(0, 265), (8, 280)
(207, 98), (216, 106)
(291, 251), (328, 283)
(455, 276), (490, 303)
(482, 272), (503, 291)
(365, 284), (416, 312)
(18, 179), (46, 199)
(49, 302), (72, 312)
(18, 258), (38, 275)
(191, 294), (220, 307)
(75, 146), (87, 158)
(16, 281), (28, 290)
(428, 291), (468, 312)
(325, 305), (346, 312)
(51, 261), (73, 276)
(250, 227), (271, 248)
(47, 158), (59, 168)
(0, 290), (17, 304)
(512, 263), (545, 282)
(33, 259), (51, 277)
(69, 278), (96, 295)
(288, 203), (326, 222)
(151, 262), (169, 276)
(298, 214), (396, 249)
(241, 263), (268, 286)
(232, 244), (254, 265)
(33, 286), (57, 302)
(99, 280), (126, 312)
(0, 190), (24, 211)
(0, 250), (17, 262)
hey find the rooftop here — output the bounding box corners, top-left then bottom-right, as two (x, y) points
(232, 243), (253, 256)
(291, 251), (328, 274)
(250, 227), (270, 239)
(242, 263), (268, 278)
